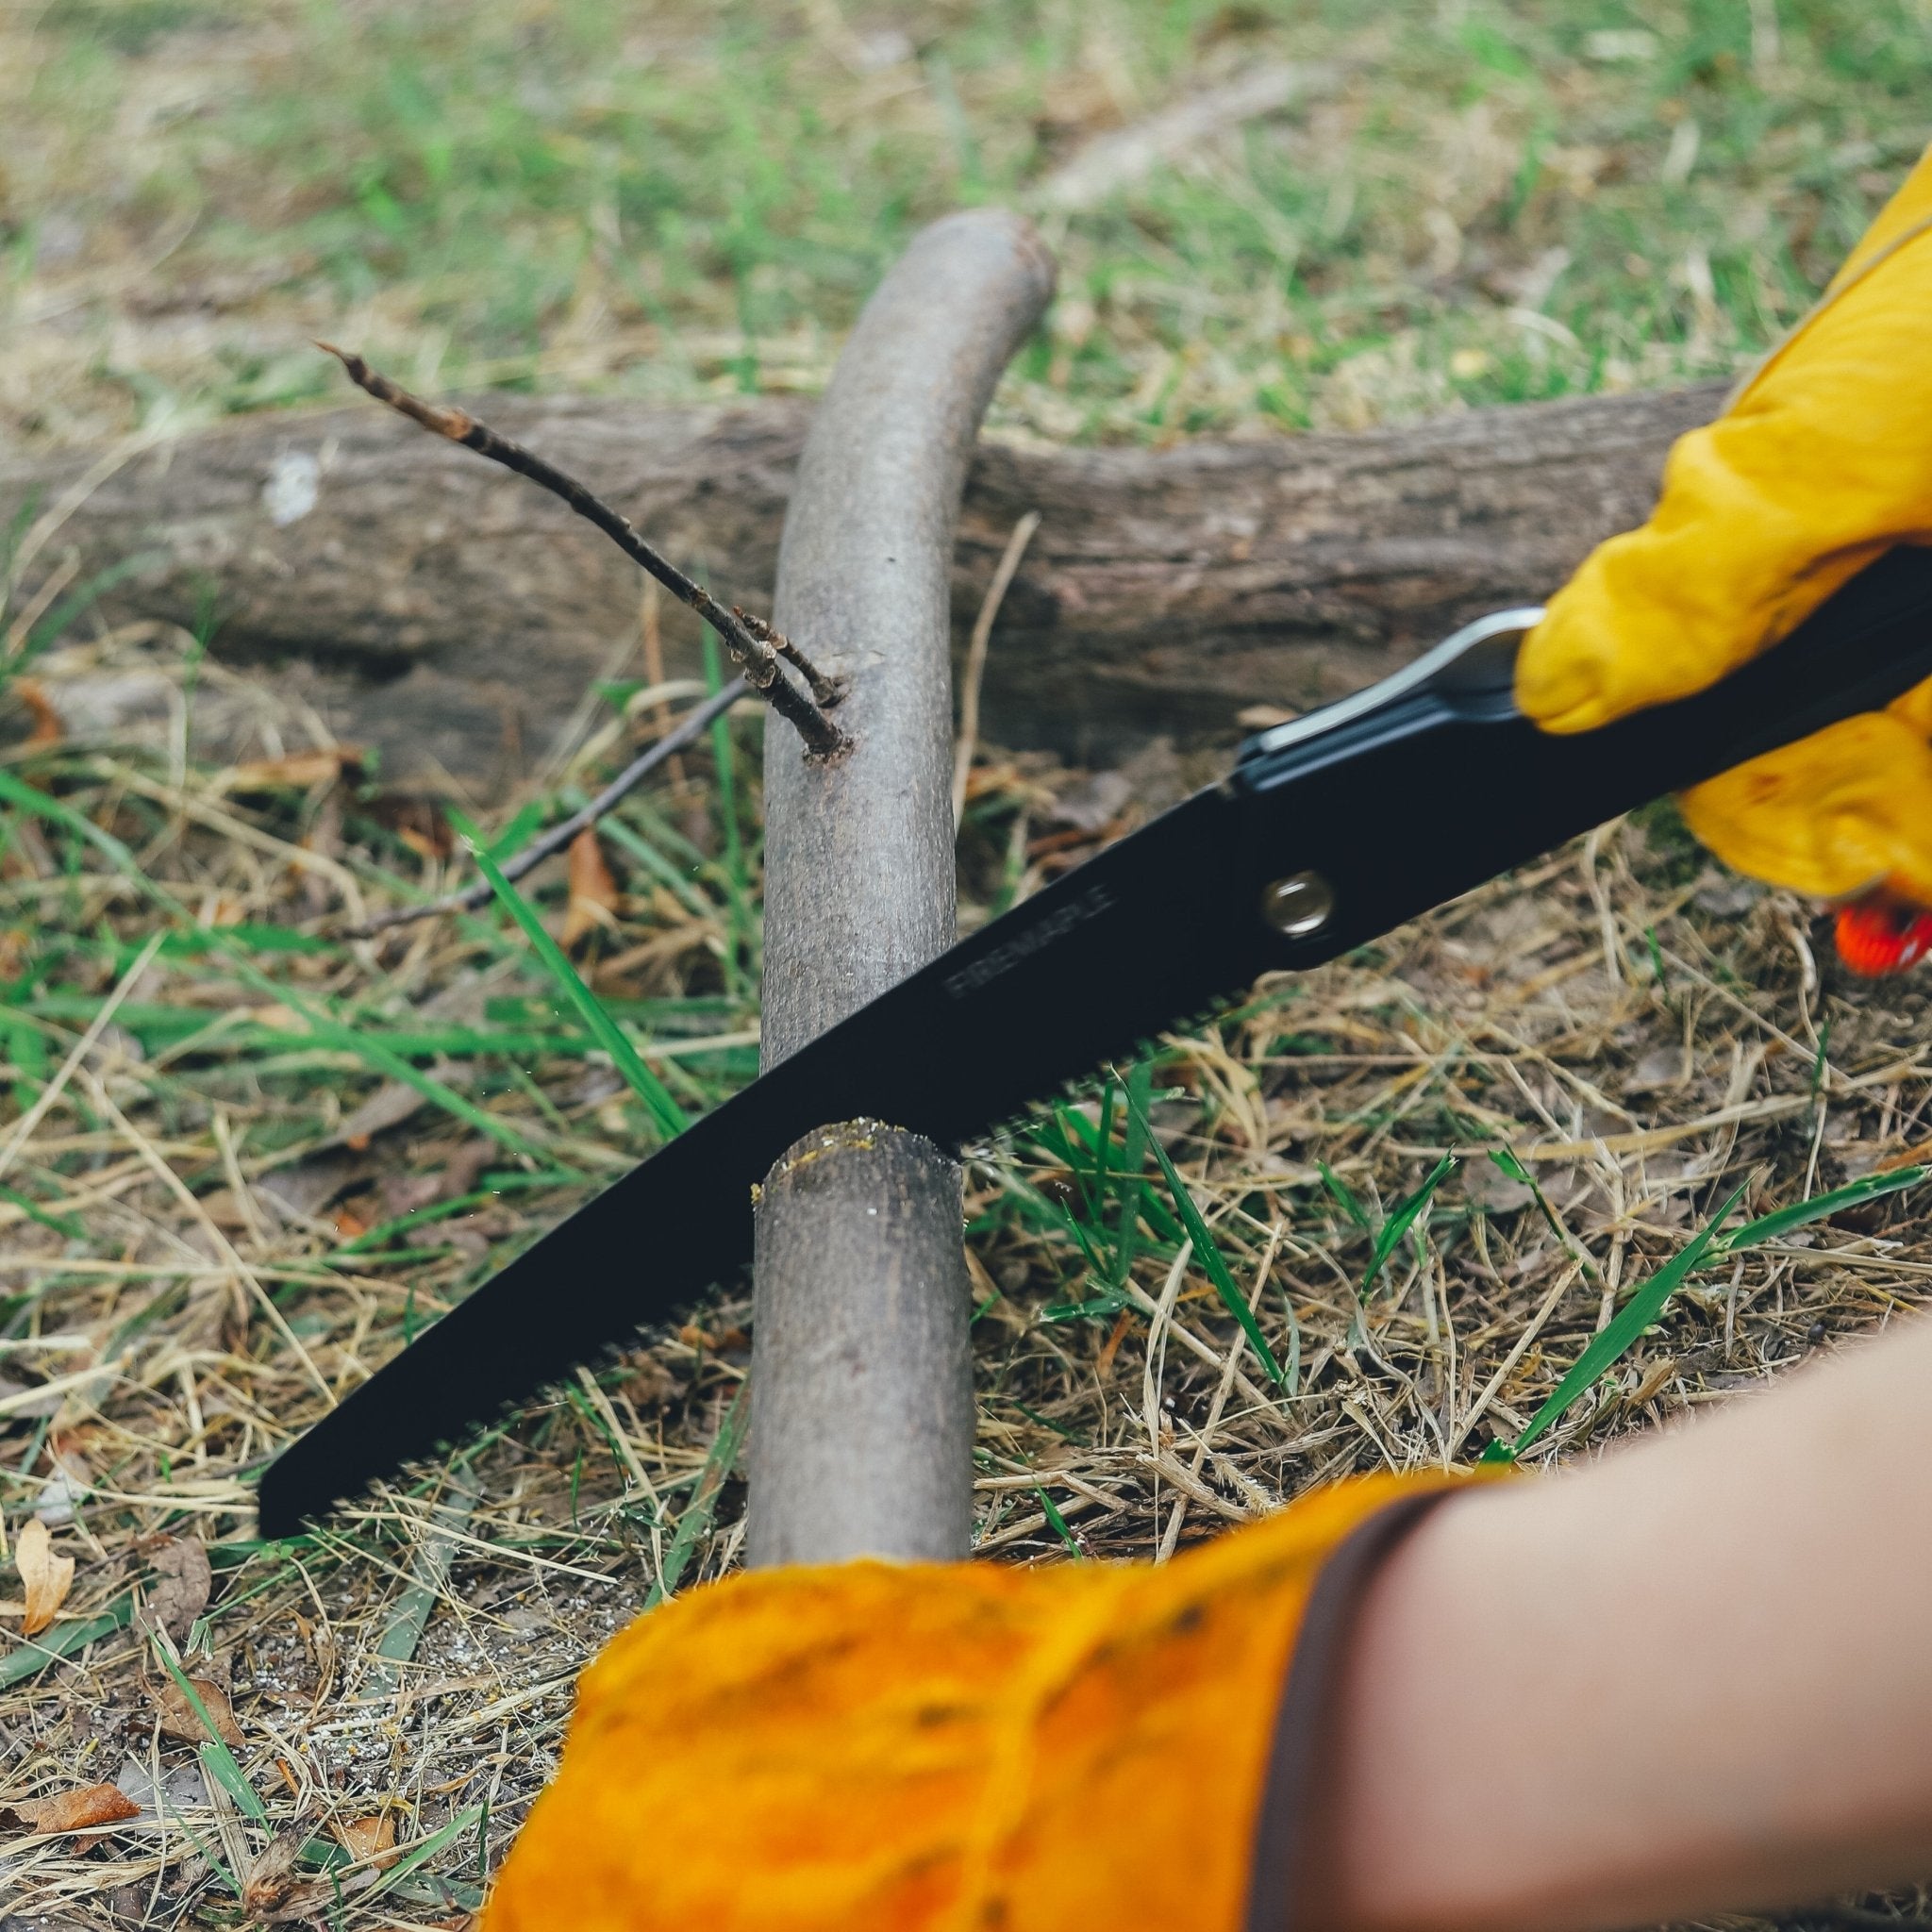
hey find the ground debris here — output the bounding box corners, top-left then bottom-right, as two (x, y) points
(2, 457), (1928, 1932)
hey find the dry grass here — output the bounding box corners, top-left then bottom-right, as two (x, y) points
(2, 611), (1931, 1926)
(7, 4), (1932, 1926)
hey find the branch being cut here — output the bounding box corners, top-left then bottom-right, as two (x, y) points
(317, 344), (850, 762)
(344, 681), (741, 939)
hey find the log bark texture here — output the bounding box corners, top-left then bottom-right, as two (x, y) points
(746, 209), (1056, 1568)
(0, 382), (1724, 785)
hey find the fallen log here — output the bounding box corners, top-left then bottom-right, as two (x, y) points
(0, 381), (1724, 784)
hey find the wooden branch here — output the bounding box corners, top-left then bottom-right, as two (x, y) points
(0, 383), (1724, 785)
(746, 209), (1056, 1568)
(315, 344), (848, 761)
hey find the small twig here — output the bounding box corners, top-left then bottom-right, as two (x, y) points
(317, 343), (850, 760)
(952, 508), (1041, 829)
(735, 608), (845, 709)
(344, 683), (742, 939)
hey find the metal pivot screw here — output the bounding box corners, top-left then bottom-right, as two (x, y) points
(1260, 871), (1335, 939)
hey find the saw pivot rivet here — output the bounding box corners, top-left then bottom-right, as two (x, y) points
(1260, 871), (1335, 939)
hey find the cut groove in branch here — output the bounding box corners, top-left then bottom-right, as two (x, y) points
(316, 343), (851, 761)
(343, 681), (742, 939)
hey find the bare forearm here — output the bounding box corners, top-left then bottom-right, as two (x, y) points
(1322, 1313), (1932, 1932)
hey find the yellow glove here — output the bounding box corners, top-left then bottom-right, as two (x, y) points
(483, 1474), (1465, 1932)
(1515, 143), (1932, 962)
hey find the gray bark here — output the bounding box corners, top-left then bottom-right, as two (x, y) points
(746, 209), (1055, 1568)
(0, 383), (1724, 786)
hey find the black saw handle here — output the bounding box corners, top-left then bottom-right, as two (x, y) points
(1231, 544), (1932, 977)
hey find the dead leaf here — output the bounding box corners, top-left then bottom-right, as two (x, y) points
(1, 1781), (141, 1838)
(11, 677), (64, 749)
(1041, 769), (1132, 835)
(242, 1828), (311, 1914)
(336, 1811), (398, 1868)
(223, 747), (362, 793)
(561, 826), (620, 948)
(379, 1170), (444, 1219)
(196, 1186), (254, 1231)
(676, 1324), (750, 1354)
(145, 1538), (212, 1643)
(154, 1661), (245, 1748)
(438, 1138), (493, 1203)
(15, 1518), (74, 1636)
(331, 1058), (473, 1152)
(256, 1878), (363, 1924)
(372, 795), (454, 860)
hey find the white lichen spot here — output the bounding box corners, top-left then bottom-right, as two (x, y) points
(262, 449), (321, 526)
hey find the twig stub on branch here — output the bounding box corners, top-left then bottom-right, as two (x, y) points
(315, 342), (850, 762)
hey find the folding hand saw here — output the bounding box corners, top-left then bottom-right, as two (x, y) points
(258, 546), (1932, 1535)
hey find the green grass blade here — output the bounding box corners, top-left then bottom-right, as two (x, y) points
(1129, 1093), (1286, 1388)
(15, 553), (166, 668)
(645, 1382), (747, 1606)
(0, 1591), (132, 1690)
(362, 1805), (485, 1903)
(327, 1172), (576, 1257)
(1506, 1179), (1750, 1459)
(1717, 1165), (1926, 1254)
(485, 799), (545, 860)
(1319, 1160), (1373, 1234)
(1110, 1058), (1156, 1289)
(449, 811), (688, 1140)
(0, 1180), (85, 1241)
(593, 811), (714, 919)
(0, 770), (556, 1164)
(1036, 1487), (1084, 1557)
(1489, 1145), (1597, 1279)
(1091, 1076), (1116, 1212)
(1362, 1153), (1457, 1291)
(149, 1634), (268, 1823)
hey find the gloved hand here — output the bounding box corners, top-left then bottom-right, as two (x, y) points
(483, 1474), (1463, 1932)
(1515, 144), (1932, 972)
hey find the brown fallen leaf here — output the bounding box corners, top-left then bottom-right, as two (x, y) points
(15, 1518), (74, 1636)
(1, 1781), (141, 1839)
(561, 826), (620, 948)
(336, 1811), (399, 1868)
(223, 747), (363, 793)
(330, 1058), (472, 1153)
(676, 1323), (750, 1354)
(10, 678), (64, 749)
(331, 1202), (373, 1241)
(144, 1537), (212, 1644)
(370, 794), (454, 861)
(437, 1138), (494, 1204)
(256, 1878), (366, 1924)
(153, 1660), (245, 1748)
(242, 1827), (311, 1915)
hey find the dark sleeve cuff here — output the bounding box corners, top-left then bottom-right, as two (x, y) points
(1244, 1486), (1463, 1932)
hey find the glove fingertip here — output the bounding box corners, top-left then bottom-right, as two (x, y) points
(1512, 630), (1604, 732)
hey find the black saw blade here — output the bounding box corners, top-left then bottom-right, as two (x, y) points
(258, 543), (1932, 1536)
(258, 784), (1261, 1536)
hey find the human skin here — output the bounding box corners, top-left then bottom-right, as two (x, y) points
(1315, 1312), (1932, 1931)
